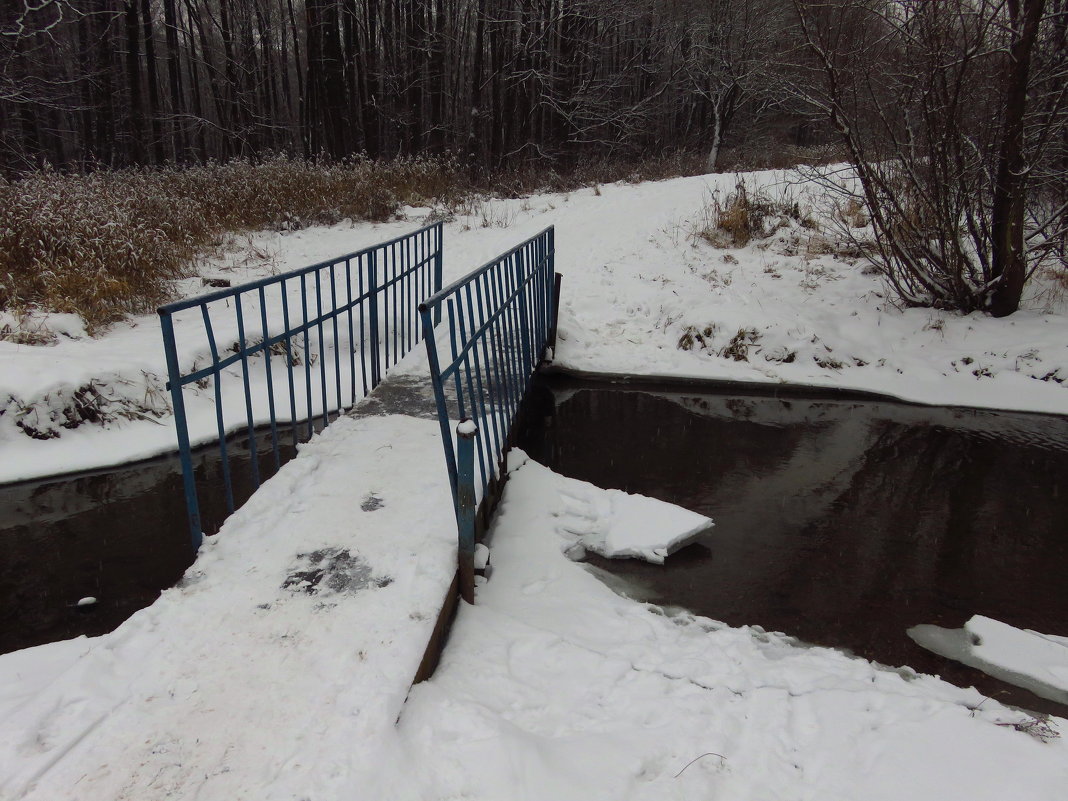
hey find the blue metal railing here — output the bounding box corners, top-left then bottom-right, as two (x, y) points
(160, 222), (443, 549)
(419, 227), (557, 600)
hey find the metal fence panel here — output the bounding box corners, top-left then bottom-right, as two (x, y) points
(419, 226), (556, 513)
(159, 222), (443, 548)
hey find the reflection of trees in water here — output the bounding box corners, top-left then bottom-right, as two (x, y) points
(0, 422), (291, 654)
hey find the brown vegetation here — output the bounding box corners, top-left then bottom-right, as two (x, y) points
(0, 152), (720, 332)
(0, 156), (461, 330)
(694, 178), (813, 249)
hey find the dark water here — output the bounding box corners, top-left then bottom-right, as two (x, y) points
(0, 432), (302, 654)
(518, 377), (1068, 718)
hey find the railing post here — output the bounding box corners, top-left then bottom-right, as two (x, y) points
(369, 247), (381, 388)
(456, 419), (478, 604)
(433, 223), (444, 326)
(421, 303), (459, 506)
(158, 309), (204, 552)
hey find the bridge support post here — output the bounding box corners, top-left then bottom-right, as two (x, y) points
(433, 223), (444, 326)
(369, 249), (381, 388)
(456, 419), (479, 604)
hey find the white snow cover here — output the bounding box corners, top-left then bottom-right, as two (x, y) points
(508, 449), (712, 563)
(389, 455), (1068, 801)
(2, 171), (1067, 799)
(2, 170), (1065, 482)
(910, 616), (1068, 707)
(0, 414), (456, 801)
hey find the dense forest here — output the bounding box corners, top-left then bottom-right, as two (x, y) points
(0, 0), (812, 173)
(2, 0), (1066, 317)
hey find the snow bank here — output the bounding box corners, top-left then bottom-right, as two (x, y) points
(392, 462), (1068, 801)
(910, 616), (1068, 707)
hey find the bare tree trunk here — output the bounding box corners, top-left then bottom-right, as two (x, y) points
(988, 0), (1048, 317)
(141, 0), (165, 163)
(163, 0), (187, 160)
(124, 0), (147, 163)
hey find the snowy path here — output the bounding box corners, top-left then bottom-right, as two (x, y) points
(0, 410), (456, 800)
(392, 452), (1068, 801)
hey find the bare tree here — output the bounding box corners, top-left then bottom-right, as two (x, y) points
(0, 0), (815, 174)
(669, 0), (785, 172)
(790, 0), (1067, 316)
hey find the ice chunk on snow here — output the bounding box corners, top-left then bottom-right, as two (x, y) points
(507, 448), (712, 564)
(909, 615), (1068, 706)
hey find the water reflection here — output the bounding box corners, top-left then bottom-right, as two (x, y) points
(0, 432), (298, 654)
(519, 377), (1068, 717)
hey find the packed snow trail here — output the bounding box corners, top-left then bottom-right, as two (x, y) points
(0, 413), (456, 801)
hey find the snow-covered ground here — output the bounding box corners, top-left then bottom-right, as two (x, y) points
(1, 169), (1064, 482)
(2, 171), (1067, 799)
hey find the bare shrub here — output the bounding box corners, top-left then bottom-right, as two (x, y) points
(718, 142), (847, 173)
(791, 0), (1068, 316)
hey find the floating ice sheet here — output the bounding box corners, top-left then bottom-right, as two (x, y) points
(909, 615), (1068, 707)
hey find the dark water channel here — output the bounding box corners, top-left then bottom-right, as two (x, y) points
(518, 377), (1068, 718)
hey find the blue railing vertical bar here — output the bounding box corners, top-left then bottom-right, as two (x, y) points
(159, 222), (443, 550)
(419, 226), (557, 516)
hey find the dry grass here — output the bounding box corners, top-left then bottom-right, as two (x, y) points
(0, 148), (797, 334)
(693, 178), (812, 249)
(0, 155), (463, 331)
(718, 142), (845, 173)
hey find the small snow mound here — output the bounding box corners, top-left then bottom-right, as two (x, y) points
(506, 448), (531, 472)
